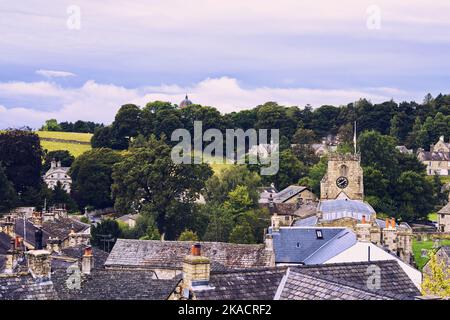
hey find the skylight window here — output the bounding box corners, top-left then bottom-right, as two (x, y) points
(315, 230), (323, 239)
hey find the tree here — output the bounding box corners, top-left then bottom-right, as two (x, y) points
(43, 150), (75, 172)
(299, 156), (328, 195)
(0, 163), (17, 213)
(389, 115), (400, 141)
(41, 119), (61, 131)
(49, 181), (77, 211)
(91, 219), (122, 252)
(0, 130), (44, 194)
(112, 104), (142, 139)
(292, 128), (317, 144)
(422, 250), (450, 298)
(267, 149), (307, 190)
(205, 166), (261, 205)
(224, 185), (254, 213)
(178, 230), (199, 241)
(229, 221), (256, 244)
(70, 148), (123, 210)
(112, 135), (212, 238)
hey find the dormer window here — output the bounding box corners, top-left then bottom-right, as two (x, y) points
(316, 229), (323, 239)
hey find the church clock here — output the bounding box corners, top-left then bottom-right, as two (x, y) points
(336, 176), (349, 189)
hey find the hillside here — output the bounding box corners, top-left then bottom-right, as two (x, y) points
(37, 131), (92, 157)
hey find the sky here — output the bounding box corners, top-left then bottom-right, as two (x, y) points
(1, 0), (450, 128)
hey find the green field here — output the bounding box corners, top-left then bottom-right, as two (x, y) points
(37, 131), (92, 157)
(412, 239), (450, 270)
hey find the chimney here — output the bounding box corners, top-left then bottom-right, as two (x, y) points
(81, 246), (94, 274)
(57, 160), (61, 168)
(51, 159), (56, 169)
(361, 215), (366, 224)
(46, 237), (61, 254)
(35, 227), (43, 250)
(4, 216), (14, 237)
(439, 135), (445, 142)
(26, 250), (51, 280)
(391, 218), (396, 229)
(5, 239), (17, 273)
(385, 218), (390, 229)
(31, 211), (42, 226)
(182, 244), (210, 289)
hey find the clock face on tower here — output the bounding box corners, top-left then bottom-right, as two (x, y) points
(336, 176), (349, 189)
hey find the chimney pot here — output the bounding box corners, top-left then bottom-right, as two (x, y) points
(391, 218), (396, 229)
(81, 246), (94, 274)
(385, 218), (390, 229)
(191, 244), (201, 256)
(362, 215), (366, 224)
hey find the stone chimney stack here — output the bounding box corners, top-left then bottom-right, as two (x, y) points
(26, 250), (51, 280)
(5, 239), (17, 273)
(51, 159), (56, 169)
(31, 211), (42, 226)
(182, 244), (210, 289)
(3, 216), (15, 237)
(57, 160), (61, 168)
(81, 246), (94, 274)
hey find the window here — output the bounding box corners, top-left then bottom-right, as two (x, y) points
(315, 229), (323, 239)
(296, 242), (301, 248)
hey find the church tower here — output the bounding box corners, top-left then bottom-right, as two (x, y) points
(320, 153), (364, 200)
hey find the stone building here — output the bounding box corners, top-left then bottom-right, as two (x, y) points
(320, 153), (364, 200)
(423, 246), (450, 279)
(417, 136), (450, 176)
(437, 194), (450, 233)
(43, 160), (72, 193)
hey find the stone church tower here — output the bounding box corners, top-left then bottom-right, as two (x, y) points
(320, 153), (364, 200)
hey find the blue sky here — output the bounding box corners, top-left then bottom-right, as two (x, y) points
(1, 0), (450, 128)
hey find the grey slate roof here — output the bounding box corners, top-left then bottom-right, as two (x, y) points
(193, 268), (287, 300)
(318, 199), (375, 221)
(419, 151), (450, 161)
(0, 255), (5, 271)
(51, 244), (110, 270)
(273, 185), (309, 203)
(52, 268), (178, 300)
(270, 227), (356, 264)
(438, 202), (450, 214)
(293, 260), (420, 297)
(293, 215), (318, 227)
(0, 274), (57, 300)
(14, 217), (89, 247)
(105, 239), (272, 271)
(278, 270), (394, 300)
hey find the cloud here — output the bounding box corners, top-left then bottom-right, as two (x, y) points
(0, 77), (422, 129)
(35, 69), (76, 78)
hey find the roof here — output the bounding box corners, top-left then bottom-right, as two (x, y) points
(0, 232), (12, 254)
(293, 260), (420, 297)
(116, 214), (139, 222)
(418, 151), (450, 161)
(293, 215), (318, 227)
(270, 227), (357, 265)
(15, 217), (89, 247)
(0, 255), (5, 271)
(438, 202), (450, 214)
(179, 95), (193, 108)
(193, 268), (286, 300)
(0, 274), (57, 300)
(191, 260), (419, 300)
(440, 246), (450, 257)
(52, 268), (178, 300)
(273, 185), (309, 203)
(51, 244), (110, 270)
(278, 270), (394, 300)
(105, 239), (272, 271)
(318, 199), (375, 221)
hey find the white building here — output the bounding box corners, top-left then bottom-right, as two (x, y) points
(43, 160), (72, 193)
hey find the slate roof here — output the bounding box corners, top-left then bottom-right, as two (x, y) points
(441, 246), (450, 257)
(419, 151), (450, 161)
(52, 268), (178, 300)
(294, 260), (420, 297)
(105, 239), (272, 271)
(51, 244), (110, 270)
(318, 199), (376, 222)
(14, 217), (89, 247)
(293, 215), (318, 227)
(0, 232), (12, 254)
(193, 267), (287, 300)
(270, 227), (356, 264)
(0, 273), (57, 300)
(0, 255), (5, 271)
(273, 185), (309, 203)
(438, 202), (450, 214)
(278, 270), (394, 300)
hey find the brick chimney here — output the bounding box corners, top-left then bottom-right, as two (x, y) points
(26, 250), (51, 280)
(182, 244), (210, 289)
(81, 246), (94, 274)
